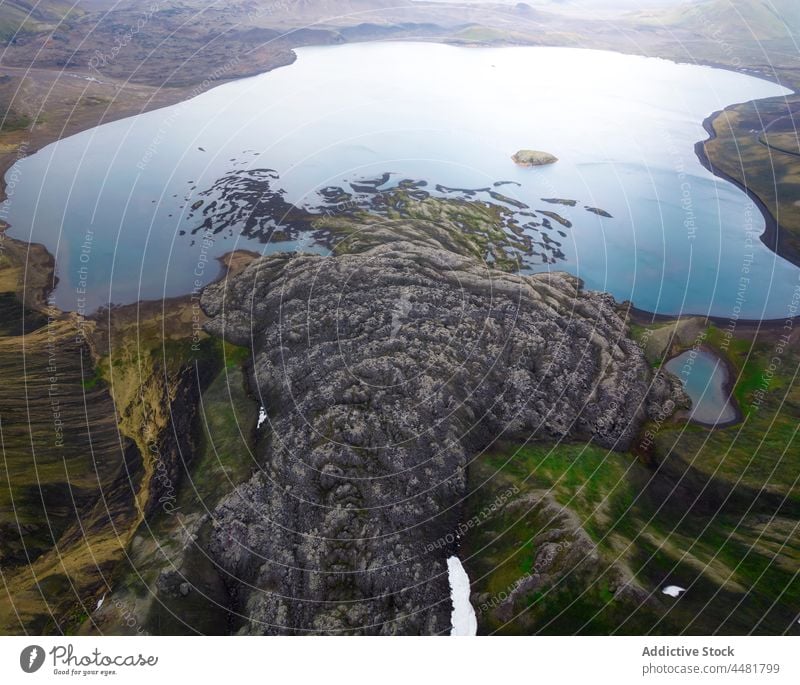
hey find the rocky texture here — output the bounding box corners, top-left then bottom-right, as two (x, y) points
(198, 212), (666, 635)
(637, 317), (708, 365)
(512, 149), (558, 167)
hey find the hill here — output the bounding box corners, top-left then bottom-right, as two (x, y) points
(651, 0), (800, 41)
(0, 0), (81, 41)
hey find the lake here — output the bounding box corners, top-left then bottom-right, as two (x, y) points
(664, 348), (738, 425)
(2, 42), (797, 317)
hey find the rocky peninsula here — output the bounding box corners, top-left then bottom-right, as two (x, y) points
(193, 208), (682, 635)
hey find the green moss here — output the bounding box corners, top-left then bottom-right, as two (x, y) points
(704, 325), (768, 413)
(81, 364), (104, 390)
(156, 336), (220, 373)
(222, 340), (250, 369)
(465, 420), (800, 634)
(0, 111), (31, 132)
(179, 360), (257, 507)
(318, 192), (532, 271)
(657, 325), (799, 498)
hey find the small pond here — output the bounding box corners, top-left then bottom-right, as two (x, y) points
(664, 348), (738, 425)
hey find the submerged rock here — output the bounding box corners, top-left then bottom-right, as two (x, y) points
(585, 206), (613, 218)
(199, 220), (662, 635)
(541, 198), (577, 207)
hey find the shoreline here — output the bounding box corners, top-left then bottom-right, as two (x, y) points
(625, 301), (800, 331)
(662, 342), (744, 431)
(694, 109), (800, 269)
(62, 251), (800, 329)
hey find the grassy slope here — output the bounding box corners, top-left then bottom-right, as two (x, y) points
(662, 0), (800, 41)
(703, 97), (800, 266)
(463, 442), (665, 635)
(0, 241), (144, 632)
(0, 1), (81, 41)
(0, 233), (234, 633)
(464, 320), (800, 635)
(84, 351), (257, 635)
(651, 324), (799, 499)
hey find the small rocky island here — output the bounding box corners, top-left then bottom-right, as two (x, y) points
(512, 149), (558, 166)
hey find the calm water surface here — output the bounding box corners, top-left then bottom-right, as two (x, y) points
(2, 43), (797, 316)
(665, 349), (738, 425)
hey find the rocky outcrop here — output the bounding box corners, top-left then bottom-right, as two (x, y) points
(512, 149), (558, 166)
(199, 222), (662, 635)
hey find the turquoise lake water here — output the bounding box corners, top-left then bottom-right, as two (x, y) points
(2, 43), (798, 316)
(664, 348), (738, 425)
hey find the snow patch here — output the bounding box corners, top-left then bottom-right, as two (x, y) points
(661, 585), (686, 598)
(447, 556), (477, 636)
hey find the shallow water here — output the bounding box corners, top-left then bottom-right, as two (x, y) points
(664, 348), (738, 425)
(2, 42), (797, 316)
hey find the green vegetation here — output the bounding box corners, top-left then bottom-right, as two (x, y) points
(466, 434), (799, 634)
(0, 0), (81, 42)
(663, 0), (800, 41)
(703, 96), (800, 265)
(453, 26), (528, 43)
(317, 192), (531, 272)
(463, 442), (662, 635)
(0, 313), (143, 633)
(464, 317), (800, 635)
(0, 110), (31, 133)
(177, 360), (257, 508)
(104, 356), (258, 635)
(654, 324), (800, 498)
(703, 326), (768, 414)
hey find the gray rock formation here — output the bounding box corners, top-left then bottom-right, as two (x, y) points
(199, 225), (663, 635)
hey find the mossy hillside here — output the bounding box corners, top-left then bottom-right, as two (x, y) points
(92, 298), (220, 514)
(462, 442), (664, 635)
(175, 359), (257, 509)
(650, 323), (800, 501)
(314, 192), (531, 272)
(703, 96), (800, 264)
(90, 358), (258, 635)
(627, 316), (707, 367)
(0, 276), (238, 634)
(0, 313), (143, 634)
(71, 331), (251, 635)
(634, 318), (799, 632)
(625, 314), (798, 500)
(0, 1), (80, 41)
(464, 439), (800, 635)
